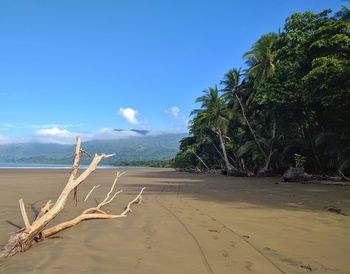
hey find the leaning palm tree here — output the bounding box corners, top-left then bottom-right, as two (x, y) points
(221, 69), (268, 161)
(221, 69), (278, 174)
(192, 87), (234, 173)
(243, 32), (278, 86)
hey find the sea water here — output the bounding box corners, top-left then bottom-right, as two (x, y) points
(0, 163), (117, 169)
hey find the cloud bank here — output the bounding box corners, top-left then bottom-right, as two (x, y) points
(0, 127), (182, 145)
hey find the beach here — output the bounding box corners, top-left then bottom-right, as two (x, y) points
(0, 168), (350, 274)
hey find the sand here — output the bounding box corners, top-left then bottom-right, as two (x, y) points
(0, 168), (350, 274)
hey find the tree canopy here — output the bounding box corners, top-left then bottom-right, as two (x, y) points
(175, 8), (350, 176)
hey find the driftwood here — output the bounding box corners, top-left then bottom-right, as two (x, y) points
(0, 136), (145, 259)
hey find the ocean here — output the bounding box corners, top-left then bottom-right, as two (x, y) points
(0, 163), (117, 169)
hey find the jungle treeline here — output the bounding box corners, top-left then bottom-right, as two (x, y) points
(174, 7), (350, 176)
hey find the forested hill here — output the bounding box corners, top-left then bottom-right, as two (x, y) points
(0, 133), (185, 165)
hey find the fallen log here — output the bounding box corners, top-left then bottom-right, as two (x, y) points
(0, 136), (145, 259)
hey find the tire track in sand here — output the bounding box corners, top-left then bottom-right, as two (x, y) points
(155, 187), (214, 274)
(180, 199), (286, 274)
(172, 180), (287, 274)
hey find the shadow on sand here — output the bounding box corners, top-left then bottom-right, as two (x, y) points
(124, 169), (350, 213)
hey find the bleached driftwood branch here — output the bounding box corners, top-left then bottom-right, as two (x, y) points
(71, 136), (81, 206)
(35, 200), (53, 221)
(18, 199), (30, 229)
(84, 185), (100, 201)
(0, 137), (145, 259)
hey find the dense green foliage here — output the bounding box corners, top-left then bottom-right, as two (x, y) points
(114, 159), (174, 168)
(175, 9), (350, 175)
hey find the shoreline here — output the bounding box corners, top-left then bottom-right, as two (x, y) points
(0, 164), (169, 170)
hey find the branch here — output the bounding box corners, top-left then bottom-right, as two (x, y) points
(121, 187), (146, 216)
(104, 153), (116, 158)
(41, 187), (145, 238)
(70, 136), (81, 180)
(35, 200), (53, 221)
(84, 185), (100, 201)
(19, 199), (30, 229)
(83, 172), (125, 212)
(0, 137), (134, 259)
(80, 148), (93, 159)
(71, 136), (81, 206)
(25, 146), (115, 243)
(97, 171), (125, 208)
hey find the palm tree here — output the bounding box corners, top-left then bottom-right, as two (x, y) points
(243, 32), (278, 86)
(221, 69), (268, 160)
(335, 0), (350, 24)
(192, 87), (234, 172)
(220, 68), (243, 107)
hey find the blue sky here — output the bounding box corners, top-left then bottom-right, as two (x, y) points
(0, 0), (342, 143)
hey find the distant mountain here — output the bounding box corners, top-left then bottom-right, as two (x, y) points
(114, 129), (150, 135)
(0, 133), (186, 165)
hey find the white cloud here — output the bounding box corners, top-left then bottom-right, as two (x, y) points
(165, 106), (180, 117)
(118, 107), (140, 125)
(34, 127), (71, 136)
(33, 127), (76, 144)
(29, 127), (143, 144)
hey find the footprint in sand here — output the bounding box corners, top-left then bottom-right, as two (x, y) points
(245, 261), (254, 271)
(263, 247), (276, 252)
(221, 250), (229, 258)
(212, 234), (219, 240)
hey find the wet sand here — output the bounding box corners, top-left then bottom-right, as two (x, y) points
(0, 168), (350, 274)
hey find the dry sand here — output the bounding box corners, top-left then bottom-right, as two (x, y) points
(0, 168), (350, 274)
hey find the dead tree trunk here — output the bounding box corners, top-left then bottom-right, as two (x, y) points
(0, 136), (145, 259)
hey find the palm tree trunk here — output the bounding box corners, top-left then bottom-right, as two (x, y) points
(191, 149), (209, 170)
(217, 128), (234, 172)
(209, 132), (241, 171)
(261, 151), (272, 171)
(235, 93), (268, 160)
(264, 121), (276, 170)
(209, 139), (225, 160)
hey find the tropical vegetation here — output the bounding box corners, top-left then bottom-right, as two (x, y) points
(174, 8), (350, 176)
